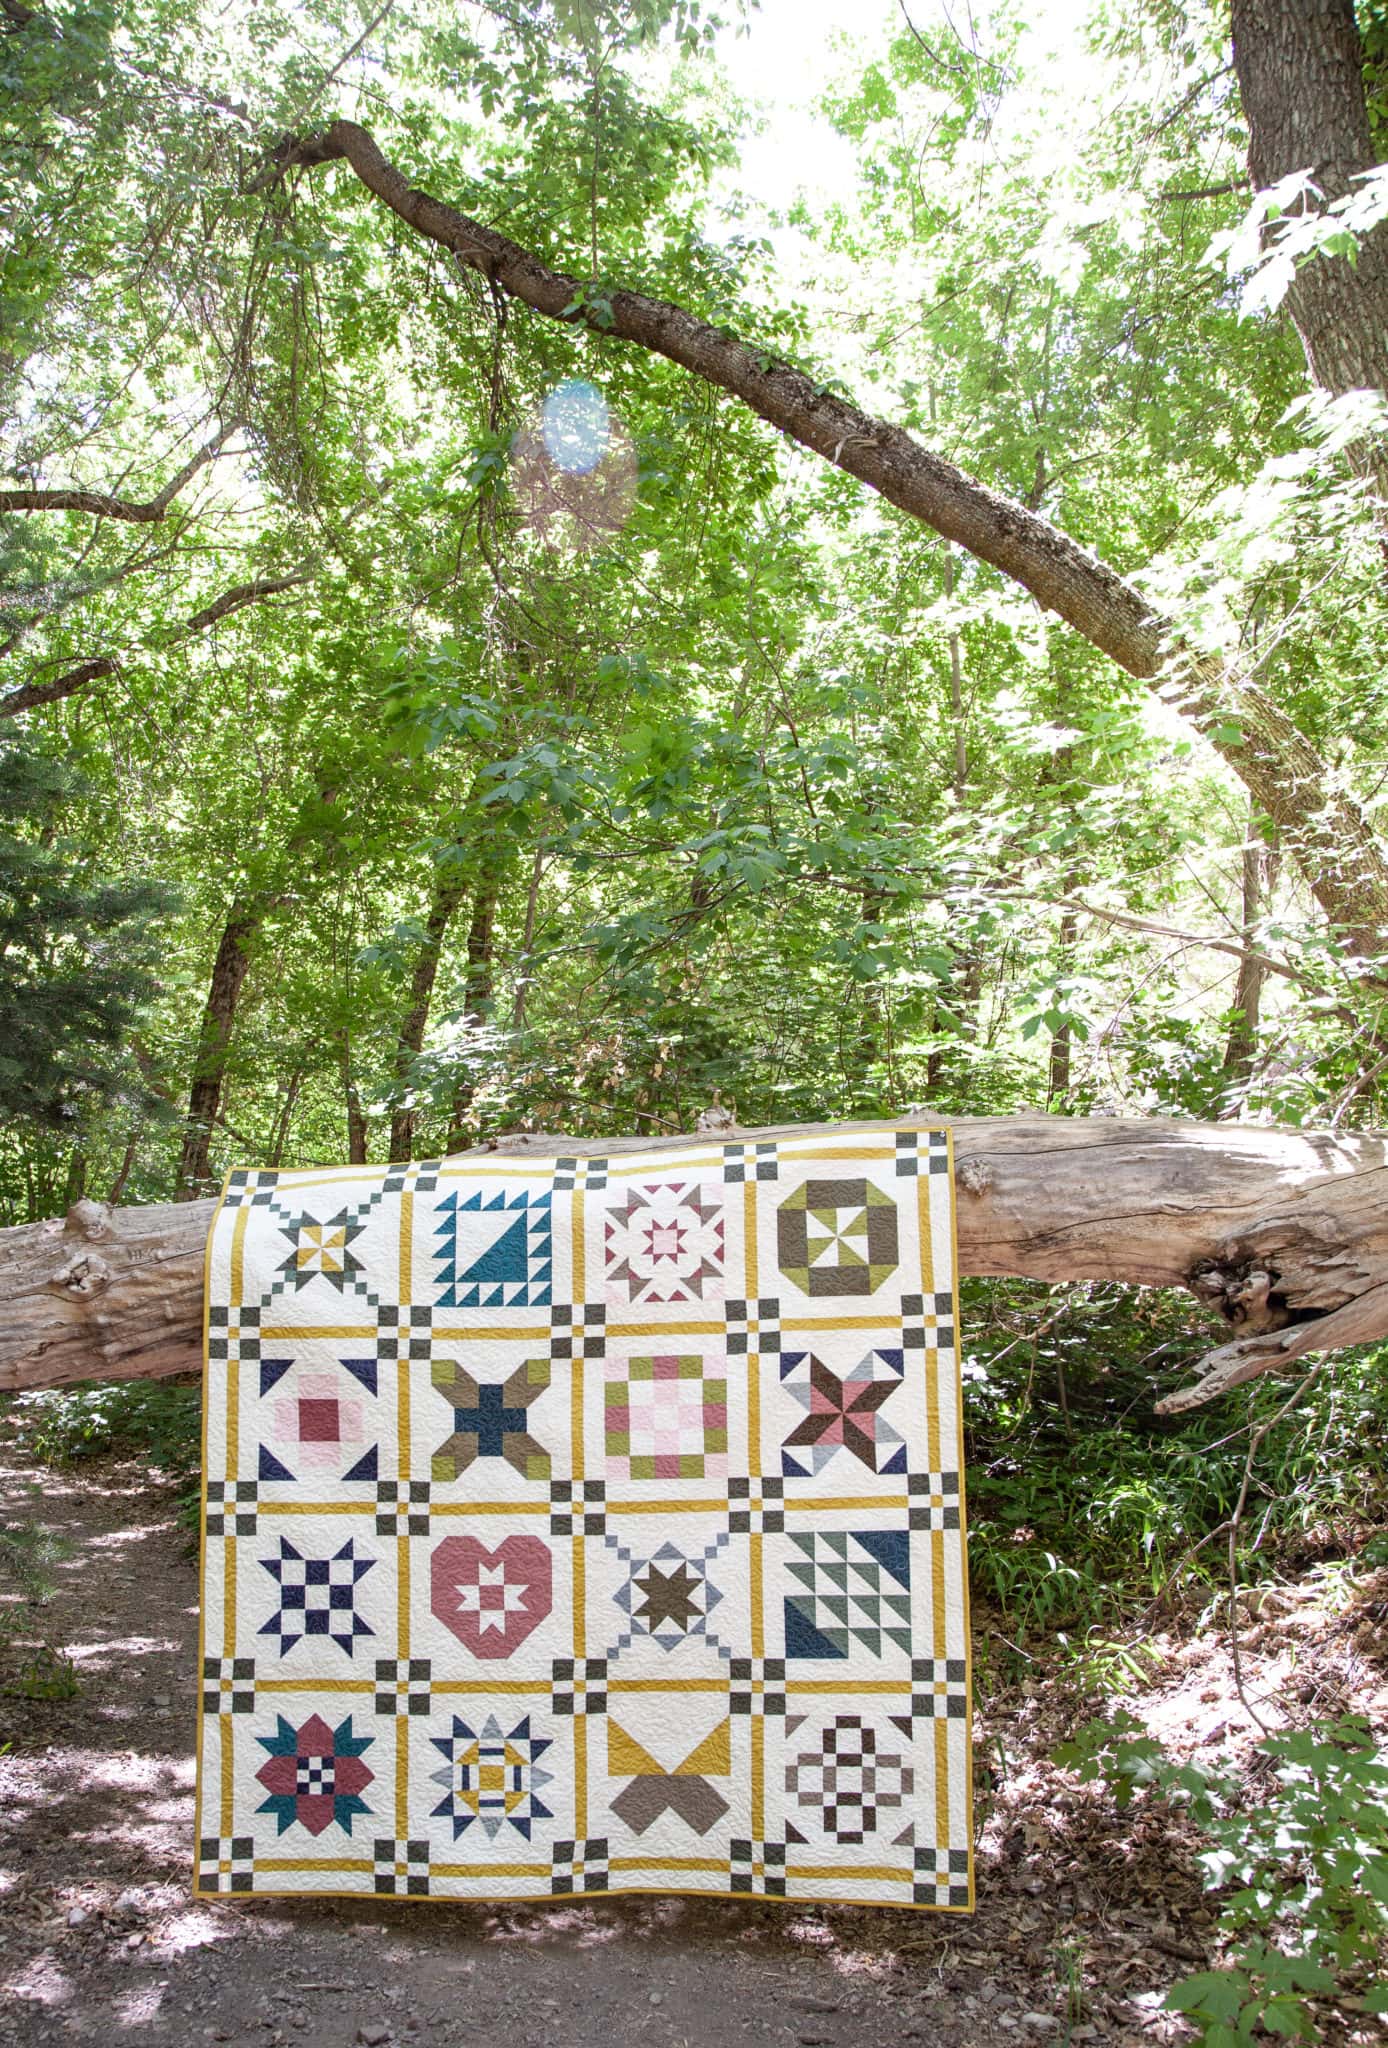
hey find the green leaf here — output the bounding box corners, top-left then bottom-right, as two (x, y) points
(1164, 1971), (1247, 2020)
(1260, 1997), (1311, 2038)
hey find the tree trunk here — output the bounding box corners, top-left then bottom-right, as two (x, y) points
(266, 1066), (303, 1169)
(173, 904), (261, 1200)
(106, 1125), (141, 1204)
(444, 872), (503, 1154)
(854, 876), (889, 1092)
(340, 1033), (369, 1166)
(1047, 905), (1079, 1106)
(387, 860), (471, 1164)
(1231, 0), (1388, 439)
(1223, 814), (1280, 1093)
(511, 846), (545, 1031)
(929, 553), (978, 1096)
(272, 120), (1388, 957)
(5, 1114), (1388, 1413)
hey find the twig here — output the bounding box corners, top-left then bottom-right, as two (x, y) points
(1225, 1363), (1325, 1733)
(0, 424), (240, 523)
(987, 889), (1338, 1001)
(1140, 1517), (1236, 1622)
(280, 0), (398, 133)
(1329, 1047), (1388, 1127)
(1157, 179), (1248, 204)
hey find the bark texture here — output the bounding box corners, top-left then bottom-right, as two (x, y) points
(4, 1115), (1387, 1410)
(387, 861), (471, 1162)
(341, 1035), (370, 1165)
(174, 905), (261, 1199)
(269, 119), (1388, 956)
(1231, 0), (1388, 413)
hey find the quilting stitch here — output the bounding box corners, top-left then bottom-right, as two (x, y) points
(195, 1129), (971, 1910)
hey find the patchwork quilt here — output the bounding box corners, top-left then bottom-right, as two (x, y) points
(194, 1127), (972, 1909)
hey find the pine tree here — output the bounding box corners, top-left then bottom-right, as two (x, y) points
(0, 744), (172, 1127)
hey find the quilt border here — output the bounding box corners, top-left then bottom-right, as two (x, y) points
(190, 1126), (973, 1912)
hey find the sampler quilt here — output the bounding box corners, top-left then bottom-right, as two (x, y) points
(193, 1128), (971, 1909)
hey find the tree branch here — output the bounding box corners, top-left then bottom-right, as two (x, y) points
(1002, 891), (1346, 1003)
(178, 570), (311, 634)
(1157, 179), (1249, 204)
(264, 118), (1388, 958)
(0, 570), (312, 718)
(0, 424), (240, 524)
(2, 656), (117, 718)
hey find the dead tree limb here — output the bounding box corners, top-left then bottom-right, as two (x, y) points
(1, 1115), (1385, 1409)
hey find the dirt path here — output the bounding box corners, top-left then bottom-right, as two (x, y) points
(0, 1450), (1218, 2048)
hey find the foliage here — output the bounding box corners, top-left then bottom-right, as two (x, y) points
(964, 1285), (1388, 1654)
(0, 743), (173, 1131)
(1056, 1711), (1388, 2042)
(10, 1379), (202, 1490)
(0, 0), (1382, 1224)
(1211, 160), (1388, 321)
(0, 1519), (79, 1700)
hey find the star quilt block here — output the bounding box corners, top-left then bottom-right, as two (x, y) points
(195, 1127), (971, 1909)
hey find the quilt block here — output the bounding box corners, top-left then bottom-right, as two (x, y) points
(194, 1128), (972, 1908)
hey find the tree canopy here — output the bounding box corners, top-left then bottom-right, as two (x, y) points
(4, 0), (1388, 1222)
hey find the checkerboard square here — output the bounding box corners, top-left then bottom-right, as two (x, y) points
(604, 1354), (728, 1480)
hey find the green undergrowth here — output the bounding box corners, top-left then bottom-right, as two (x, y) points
(1056, 1712), (1388, 2042)
(4, 1378), (203, 1532)
(961, 1281), (1388, 1671)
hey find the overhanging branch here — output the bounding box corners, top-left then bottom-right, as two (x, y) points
(0, 570), (312, 718)
(0, 424), (240, 524)
(264, 118), (1388, 957)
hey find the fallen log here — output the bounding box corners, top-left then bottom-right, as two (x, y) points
(0, 1116), (1385, 1412)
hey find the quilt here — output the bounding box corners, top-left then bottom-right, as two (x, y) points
(193, 1127), (971, 1909)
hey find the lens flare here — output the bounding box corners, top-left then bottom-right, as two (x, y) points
(510, 379), (636, 553)
(541, 379), (610, 474)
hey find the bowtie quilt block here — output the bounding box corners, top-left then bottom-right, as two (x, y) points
(194, 1128), (971, 1909)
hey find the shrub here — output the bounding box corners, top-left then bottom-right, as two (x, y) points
(11, 1378), (201, 1482)
(1055, 1711), (1388, 2042)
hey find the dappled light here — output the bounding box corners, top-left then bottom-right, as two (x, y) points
(4, 0), (1388, 2040)
(3, 1421), (1386, 2043)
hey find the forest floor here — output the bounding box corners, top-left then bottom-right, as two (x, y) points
(2, 1443), (1386, 2048)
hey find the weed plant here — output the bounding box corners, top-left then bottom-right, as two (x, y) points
(0, 1522), (79, 1700)
(962, 1281), (1388, 1659)
(1057, 1711), (1388, 2042)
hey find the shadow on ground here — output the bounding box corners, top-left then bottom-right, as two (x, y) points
(1, 1449), (1199, 2048)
